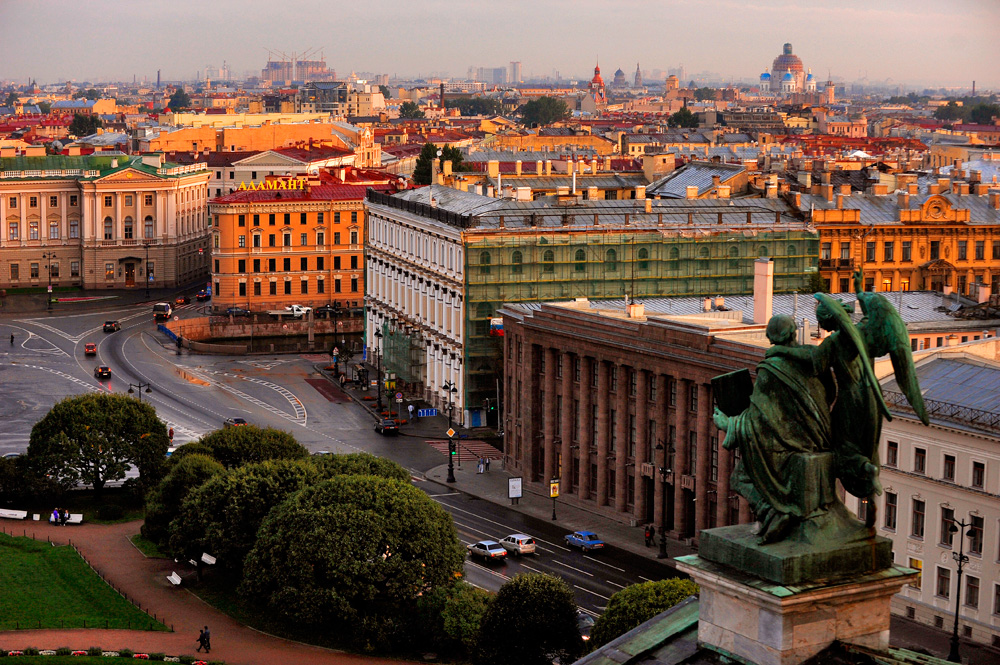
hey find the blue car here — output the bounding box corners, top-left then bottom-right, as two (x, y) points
(565, 530), (605, 551)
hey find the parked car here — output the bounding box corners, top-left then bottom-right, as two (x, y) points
(499, 534), (537, 556)
(467, 540), (507, 561)
(196, 290), (211, 302)
(577, 611), (595, 642)
(84, 343), (97, 356)
(2, 452), (23, 459)
(103, 320), (121, 332)
(175, 295), (190, 305)
(94, 365), (112, 380)
(315, 304), (341, 317)
(223, 417), (248, 428)
(374, 418), (399, 435)
(225, 307), (251, 317)
(565, 530), (605, 551)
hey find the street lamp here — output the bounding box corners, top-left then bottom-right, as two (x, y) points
(654, 440), (674, 560)
(374, 328), (383, 412)
(41, 251), (55, 311)
(127, 382), (153, 402)
(331, 300), (343, 345)
(947, 516), (976, 663)
(143, 241), (151, 299)
(444, 380), (458, 483)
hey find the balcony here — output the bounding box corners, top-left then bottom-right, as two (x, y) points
(819, 258), (855, 270)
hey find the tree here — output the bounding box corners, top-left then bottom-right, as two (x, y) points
(69, 113), (102, 137)
(933, 101), (963, 122)
(667, 107), (698, 128)
(240, 475), (465, 651)
(807, 271), (829, 294)
(476, 573), (582, 665)
(84, 88), (99, 100)
(37, 101), (51, 114)
(590, 579), (699, 647)
(168, 89), (191, 110)
(451, 97), (503, 116)
(969, 103), (1000, 125)
(27, 393), (169, 497)
(310, 451), (410, 482)
(399, 100), (425, 119)
(413, 142), (439, 186)
(694, 87), (716, 101)
(378, 84), (391, 99)
(193, 425), (308, 469)
(3, 91), (18, 107)
(418, 581), (494, 655)
(519, 96), (569, 127)
(141, 453), (224, 547)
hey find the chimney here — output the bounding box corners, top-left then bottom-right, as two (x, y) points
(487, 160), (499, 178)
(753, 258), (774, 325)
(635, 185), (646, 199)
(712, 175), (722, 188)
(990, 189), (1000, 210)
(835, 193), (844, 209)
(645, 198), (652, 213)
(627, 303), (645, 319)
(588, 186), (599, 200)
(798, 171), (812, 187)
(715, 296), (725, 309)
(765, 182), (778, 198)
(927, 182), (941, 195)
(820, 171), (831, 185)
(717, 185), (731, 199)
(703, 297), (712, 312)
(338, 167), (346, 181)
(955, 182), (969, 196)
(975, 282), (992, 304)
(897, 191), (910, 209)
(545, 160), (552, 176)
(907, 183), (918, 195)
(591, 158), (599, 173)
(821, 183), (834, 201)
(515, 160), (522, 176)
(443, 160), (453, 177)
(947, 334), (960, 347)
(603, 156), (612, 170)
(686, 185), (699, 199)
(564, 160), (573, 175)
(799, 318), (811, 345)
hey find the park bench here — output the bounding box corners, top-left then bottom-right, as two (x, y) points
(0, 509), (28, 520)
(167, 572), (182, 586)
(48, 513), (84, 525)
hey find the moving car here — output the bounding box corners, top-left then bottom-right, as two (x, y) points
(467, 540), (507, 561)
(94, 365), (112, 380)
(374, 418), (399, 435)
(223, 417), (248, 428)
(499, 534), (537, 556)
(315, 304), (340, 317)
(225, 307), (251, 317)
(152, 302), (173, 321)
(84, 343), (97, 356)
(175, 295), (190, 305)
(196, 290), (211, 302)
(577, 611), (595, 642)
(103, 321), (121, 333)
(565, 530), (605, 551)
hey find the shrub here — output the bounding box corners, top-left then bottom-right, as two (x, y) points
(179, 655), (196, 664)
(590, 579), (699, 647)
(23, 648), (40, 656)
(96, 503), (125, 520)
(56, 647), (72, 656)
(149, 654), (166, 661)
(87, 646), (104, 656)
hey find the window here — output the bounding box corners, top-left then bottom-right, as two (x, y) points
(958, 241), (967, 261)
(238, 235), (246, 248)
(283, 213), (290, 225)
(350, 256), (358, 270)
(317, 213), (324, 224)
(688, 431), (698, 476)
(914, 447), (926, 474)
(929, 240), (941, 260)
(252, 214), (260, 227)
(300, 257), (308, 271)
(236, 259), (245, 273)
(104, 217), (113, 240)
(334, 257), (341, 270)
(975, 240), (984, 260)
(911, 499), (925, 538)
(29, 221), (39, 240)
(123, 217), (133, 239)
(574, 357), (581, 382)
(610, 366), (617, 392)
(253, 234), (261, 248)
(300, 213), (307, 225)
(629, 369), (637, 395)
(648, 376), (657, 401)
(238, 282), (246, 297)
(883, 242), (894, 262)
(104, 195), (112, 207)
(908, 558), (922, 589)
(8, 263), (18, 280)
(70, 261), (79, 277)
(214, 259), (220, 273)
(543, 249), (554, 272)
(300, 233), (307, 246)
(334, 212), (341, 224)
(350, 277), (358, 293)
(994, 241), (1000, 260)
(253, 282), (261, 296)
(317, 279), (324, 294)
(29, 196), (37, 208)
(556, 355), (563, 378)
(902, 241), (911, 261)
(283, 233), (291, 247)
(669, 379), (677, 406)
(884, 492), (897, 530)
(940, 507), (955, 547)
(590, 361), (598, 388)
(575, 249), (586, 272)
(711, 437), (719, 481)
(866, 241), (876, 262)
(689, 384), (698, 412)
(605, 248), (617, 271)
(969, 515), (983, 555)
(284, 280), (291, 295)
(943, 454), (955, 481)
(49, 221), (59, 239)
(49, 195), (58, 207)
(268, 259), (276, 272)
(8, 222), (17, 239)
(995, 584), (1000, 615)
(237, 214), (245, 227)
(283, 258), (291, 271)
(268, 234), (275, 247)
(68, 219), (79, 238)
(609, 410), (616, 451)
(269, 214), (275, 226)
(317, 232), (324, 246)
(972, 461), (984, 489)
(591, 404), (599, 445)
(144, 194), (152, 206)
(301, 278), (309, 294)
(966, 576), (979, 609)
(105, 262), (115, 281)
(269, 281), (277, 295)
(638, 247), (649, 270)
(350, 230), (358, 244)
(351, 211), (358, 224)
(886, 441), (898, 467)
(253, 259), (260, 272)
(628, 414), (636, 457)
(480, 251), (491, 274)
(936, 567), (951, 599)
(334, 279), (341, 293)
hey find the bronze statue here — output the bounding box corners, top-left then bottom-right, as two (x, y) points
(713, 272), (929, 545)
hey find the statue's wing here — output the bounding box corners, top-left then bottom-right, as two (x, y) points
(857, 292), (930, 426)
(815, 293), (891, 421)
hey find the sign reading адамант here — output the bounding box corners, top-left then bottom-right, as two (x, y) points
(236, 179), (305, 192)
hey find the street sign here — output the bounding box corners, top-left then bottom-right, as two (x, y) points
(417, 408), (438, 417)
(446, 427), (456, 438)
(508, 477), (523, 500)
(333, 347), (339, 356)
(549, 479), (560, 498)
(396, 398), (403, 403)
(47, 285), (52, 293)
(395, 392), (403, 400)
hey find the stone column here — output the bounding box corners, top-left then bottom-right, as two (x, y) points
(614, 366), (629, 513)
(560, 353), (574, 494)
(634, 370), (649, 520)
(542, 347), (558, 484)
(578, 357), (593, 502)
(695, 382), (711, 536)
(596, 360), (610, 506)
(673, 377), (690, 537)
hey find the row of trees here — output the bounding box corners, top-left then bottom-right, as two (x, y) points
(933, 99), (1000, 125)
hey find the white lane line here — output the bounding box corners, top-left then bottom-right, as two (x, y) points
(607, 580), (625, 589)
(429, 492), (462, 497)
(453, 520), (501, 540)
(12, 362), (103, 394)
(573, 585), (610, 600)
(551, 560), (594, 577)
(186, 368), (305, 425)
(465, 560), (511, 582)
(578, 606), (599, 618)
(429, 499), (571, 552)
(639, 576), (652, 582)
(521, 564), (544, 574)
(583, 556), (625, 572)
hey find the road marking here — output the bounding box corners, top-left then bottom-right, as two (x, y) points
(573, 585), (610, 600)
(584, 556), (625, 572)
(12, 362), (103, 394)
(607, 580), (625, 589)
(465, 560), (511, 582)
(186, 368), (306, 425)
(639, 576), (652, 582)
(428, 492), (461, 497)
(578, 606), (599, 618)
(521, 564), (544, 574)
(429, 498), (571, 552)
(552, 560), (594, 577)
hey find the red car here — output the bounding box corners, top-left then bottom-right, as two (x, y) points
(84, 343), (97, 356)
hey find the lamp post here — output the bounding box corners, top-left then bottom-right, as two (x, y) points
(127, 382), (153, 403)
(444, 380), (457, 483)
(947, 516), (974, 663)
(332, 300), (343, 346)
(654, 440), (674, 560)
(41, 251), (55, 311)
(374, 328), (383, 412)
(143, 241), (151, 299)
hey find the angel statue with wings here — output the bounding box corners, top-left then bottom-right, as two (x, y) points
(712, 271), (929, 546)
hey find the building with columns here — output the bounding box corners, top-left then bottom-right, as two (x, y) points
(0, 152), (211, 290)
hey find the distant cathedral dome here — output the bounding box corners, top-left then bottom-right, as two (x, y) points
(760, 71), (771, 80)
(613, 68), (627, 87)
(782, 71), (794, 81)
(772, 42), (804, 74)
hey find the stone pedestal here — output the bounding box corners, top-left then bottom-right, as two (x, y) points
(676, 555), (917, 665)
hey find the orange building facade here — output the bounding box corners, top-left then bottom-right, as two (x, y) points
(208, 168), (400, 313)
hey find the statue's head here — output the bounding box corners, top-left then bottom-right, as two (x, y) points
(816, 298), (854, 332)
(765, 314), (797, 346)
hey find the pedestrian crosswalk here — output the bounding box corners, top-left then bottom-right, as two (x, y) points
(425, 439), (502, 460)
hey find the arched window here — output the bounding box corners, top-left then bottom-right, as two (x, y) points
(477, 302), (494, 318)
(575, 249), (586, 272)
(786, 244), (799, 271)
(698, 246), (710, 259)
(637, 247), (649, 270)
(104, 216), (113, 240)
(123, 216), (134, 240)
(543, 249), (554, 273)
(758, 245), (769, 258)
(669, 246), (680, 260)
(144, 215), (154, 238)
(511, 250), (523, 274)
(786, 244), (797, 258)
(605, 248), (617, 271)
(480, 251), (491, 275)
(728, 245), (740, 268)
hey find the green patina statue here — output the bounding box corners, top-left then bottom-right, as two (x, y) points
(713, 271), (930, 546)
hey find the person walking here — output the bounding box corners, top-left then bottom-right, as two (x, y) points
(203, 626), (211, 653)
(408, 403), (415, 421)
(196, 628), (205, 652)
(649, 524), (656, 547)
(60, 508), (68, 526)
(477, 457), (484, 474)
(484, 456), (490, 472)
(644, 524), (653, 547)
(10, 333), (14, 346)
(51, 508), (60, 525)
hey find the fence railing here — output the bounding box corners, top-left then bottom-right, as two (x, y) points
(883, 390), (1000, 434)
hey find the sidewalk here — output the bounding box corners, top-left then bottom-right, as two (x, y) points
(0, 286), (198, 316)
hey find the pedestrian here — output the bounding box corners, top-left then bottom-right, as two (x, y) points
(60, 508), (68, 526)
(408, 403), (415, 420)
(477, 457), (484, 474)
(484, 457), (490, 472)
(51, 508), (60, 525)
(9, 333), (14, 346)
(650, 524), (657, 547)
(196, 628), (206, 652)
(203, 626), (211, 653)
(644, 524), (653, 547)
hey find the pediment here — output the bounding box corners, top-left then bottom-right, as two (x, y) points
(95, 168), (163, 184)
(921, 195), (954, 221)
(234, 151), (303, 167)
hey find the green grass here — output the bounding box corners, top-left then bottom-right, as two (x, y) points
(130, 533), (168, 558)
(21, 489), (145, 525)
(0, 533), (168, 631)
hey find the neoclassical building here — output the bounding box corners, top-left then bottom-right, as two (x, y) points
(0, 152), (211, 290)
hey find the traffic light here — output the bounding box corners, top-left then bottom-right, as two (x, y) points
(449, 440), (457, 456)
(483, 398), (490, 412)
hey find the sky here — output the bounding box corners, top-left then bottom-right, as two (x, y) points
(1, 0), (998, 90)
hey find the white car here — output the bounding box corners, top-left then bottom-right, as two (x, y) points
(467, 540), (507, 561)
(499, 534), (536, 556)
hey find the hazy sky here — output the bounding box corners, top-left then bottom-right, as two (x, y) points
(1, 0), (998, 89)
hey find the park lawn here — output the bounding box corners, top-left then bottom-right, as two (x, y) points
(130, 533), (169, 558)
(0, 533), (168, 631)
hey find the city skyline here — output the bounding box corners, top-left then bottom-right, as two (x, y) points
(1, 0), (998, 90)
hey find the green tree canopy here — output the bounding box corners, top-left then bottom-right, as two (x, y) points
(412, 143), (468, 186)
(451, 97), (503, 116)
(694, 87), (716, 101)
(933, 101), (963, 122)
(68, 113), (102, 137)
(37, 101), (51, 114)
(590, 579), (699, 647)
(193, 425), (308, 469)
(667, 107), (699, 128)
(417, 580), (494, 656)
(3, 91), (18, 107)
(168, 89), (191, 110)
(398, 100), (425, 119)
(240, 474), (464, 651)
(27, 393), (169, 496)
(476, 573), (582, 665)
(310, 451), (410, 482)
(142, 453), (224, 548)
(969, 103), (1000, 125)
(378, 84), (390, 99)
(519, 96), (570, 127)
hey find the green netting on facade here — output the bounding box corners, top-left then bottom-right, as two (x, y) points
(379, 321), (426, 387)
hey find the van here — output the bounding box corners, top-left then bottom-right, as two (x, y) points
(153, 302), (173, 321)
